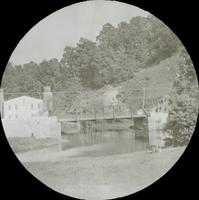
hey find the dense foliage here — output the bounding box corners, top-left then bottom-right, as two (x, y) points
(2, 15), (179, 91)
(1, 15), (198, 146)
(1, 15), (185, 114)
(164, 48), (198, 146)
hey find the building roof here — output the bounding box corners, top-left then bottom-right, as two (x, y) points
(4, 96), (43, 103)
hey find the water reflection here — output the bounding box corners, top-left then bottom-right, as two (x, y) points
(61, 129), (149, 157)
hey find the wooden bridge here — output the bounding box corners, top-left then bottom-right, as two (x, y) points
(59, 113), (147, 122)
(59, 105), (149, 138)
(58, 105), (148, 122)
(58, 92), (171, 123)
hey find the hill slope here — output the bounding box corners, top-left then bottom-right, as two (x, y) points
(66, 51), (182, 114)
(118, 51), (181, 110)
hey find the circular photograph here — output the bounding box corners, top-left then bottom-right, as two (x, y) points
(0, 1), (198, 199)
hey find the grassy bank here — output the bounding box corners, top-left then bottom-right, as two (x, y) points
(7, 137), (60, 153)
(23, 146), (185, 199)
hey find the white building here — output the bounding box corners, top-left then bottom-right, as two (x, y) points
(103, 87), (119, 106)
(1, 88), (61, 139)
(3, 96), (44, 119)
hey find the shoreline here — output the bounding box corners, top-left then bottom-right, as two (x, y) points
(23, 146), (186, 199)
(16, 143), (186, 163)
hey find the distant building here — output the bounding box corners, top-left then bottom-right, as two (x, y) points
(0, 87), (61, 139)
(43, 86), (53, 116)
(3, 96), (44, 119)
(103, 87), (119, 106)
(101, 87), (131, 114)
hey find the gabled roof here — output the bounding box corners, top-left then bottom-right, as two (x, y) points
(4, 96), (43, 103)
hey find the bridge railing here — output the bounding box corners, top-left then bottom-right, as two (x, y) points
(63, 104), (144, 121)
(2, 87), (173, 121)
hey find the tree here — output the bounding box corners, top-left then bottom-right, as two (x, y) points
(61, 46), (79, 79)
(1, 15), (183, 114)
(164, 48), (199, 146)
(144, 15), (180, 66)
(70, 38), (100, 88)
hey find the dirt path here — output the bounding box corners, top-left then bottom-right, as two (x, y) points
(22, 146), (186, 199)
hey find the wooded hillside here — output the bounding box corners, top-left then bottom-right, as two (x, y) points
(1, 14), (198, 146)
(0, 15), (193, 112)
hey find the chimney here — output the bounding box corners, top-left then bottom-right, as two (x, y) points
(42, 86), (53, 116)
(0, 88), (4, 118)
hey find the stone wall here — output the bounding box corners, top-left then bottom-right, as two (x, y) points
(148, 111), (168, 147)
(1, 116), (61, 140)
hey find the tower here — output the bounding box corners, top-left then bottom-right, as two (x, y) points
(42, 86), (53, 116)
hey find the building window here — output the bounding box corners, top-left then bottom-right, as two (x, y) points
(8, 115), (11, 119)
(15, 115), (18, 119)
(37, 104), (40, 109)
(31, 104), (34, 110)
(15, 104), (18, 110)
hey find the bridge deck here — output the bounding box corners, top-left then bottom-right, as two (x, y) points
(59, 114), (147, 122)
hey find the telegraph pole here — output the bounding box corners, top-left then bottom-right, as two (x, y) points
(142, 87), (146, 109)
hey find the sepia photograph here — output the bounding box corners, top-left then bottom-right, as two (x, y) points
(0, 0), (198, 199)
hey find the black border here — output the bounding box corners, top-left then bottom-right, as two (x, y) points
(0, 1), (198, 200)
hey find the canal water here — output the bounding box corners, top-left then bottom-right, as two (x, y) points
(61, 129), (149, 157)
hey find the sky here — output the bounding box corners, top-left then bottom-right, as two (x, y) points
(10, 0), (149, 65)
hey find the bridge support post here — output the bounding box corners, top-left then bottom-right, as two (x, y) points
(142, 87), (146, 109)
(134, 117), (149, 139)
(94, 106), (97, 120)
(130, 106), (133, 118)
(113, 105), (115, 119)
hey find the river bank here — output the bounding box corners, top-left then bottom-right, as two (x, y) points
(21, 146), (186, 199)
(7, 137), (60, 153)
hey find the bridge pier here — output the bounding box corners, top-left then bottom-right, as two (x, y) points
(80, 120), (97, 144)
(133, 117), (149, 138)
